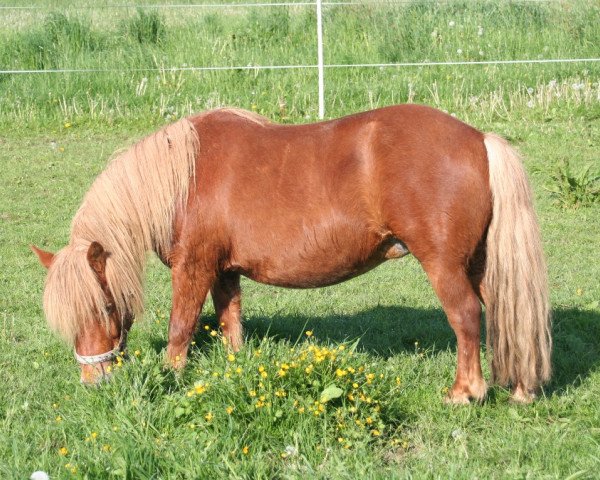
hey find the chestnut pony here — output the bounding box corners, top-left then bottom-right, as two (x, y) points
(32, 105), (551, 403)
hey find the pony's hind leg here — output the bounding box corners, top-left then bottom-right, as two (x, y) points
(424, 260), (487, 404)
(211, 272), (243, 351)
(167, 259), (215, 369)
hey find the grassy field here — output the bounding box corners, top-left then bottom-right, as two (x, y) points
(1, 1), (600, 478)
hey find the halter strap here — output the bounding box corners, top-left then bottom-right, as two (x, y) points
(74, 325), (129, 366)
(74, 348), (119, 365)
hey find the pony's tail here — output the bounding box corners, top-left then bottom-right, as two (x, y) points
(483, 133), (552, 393)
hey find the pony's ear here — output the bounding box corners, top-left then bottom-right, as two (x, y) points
(86, 241), (109, 280)
(31, 245), (55, 269)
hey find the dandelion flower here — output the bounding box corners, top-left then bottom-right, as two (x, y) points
(284, 445), (298, 457)
(59, 447), (68, 456)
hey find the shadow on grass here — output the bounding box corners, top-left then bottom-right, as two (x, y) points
(151, 305), (600, 396)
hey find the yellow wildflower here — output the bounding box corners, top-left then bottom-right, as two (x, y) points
(226, 406), (234, 414)
(242, 446), (249, 454)
(59, 447), (68, 456)
(305, 330), (313, 337)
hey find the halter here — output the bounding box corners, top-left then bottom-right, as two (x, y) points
(75, 348), (119, 365)
(74, 327), (128, 366)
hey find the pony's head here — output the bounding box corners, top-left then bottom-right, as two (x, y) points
(32, 242), (131, 384)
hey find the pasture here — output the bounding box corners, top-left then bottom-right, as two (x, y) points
(1, 1), (599, 478)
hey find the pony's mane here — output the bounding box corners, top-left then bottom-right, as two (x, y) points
(217, 108), (270, 126)
(44, 118), (199, 343)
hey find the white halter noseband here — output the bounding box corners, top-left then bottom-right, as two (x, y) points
(75, 348), (119, 365)
(74, 328), (128, 365)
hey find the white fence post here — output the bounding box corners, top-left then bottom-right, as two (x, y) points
(316, 0), (325, 119)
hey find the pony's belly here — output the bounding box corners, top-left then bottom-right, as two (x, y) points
(236, 238), (409, 289)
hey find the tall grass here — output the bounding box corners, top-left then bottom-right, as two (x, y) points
(0, 0), (598, 129)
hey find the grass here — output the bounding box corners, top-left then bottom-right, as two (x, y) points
(1, 0), (600, 478)
(0, 0), (599, 129)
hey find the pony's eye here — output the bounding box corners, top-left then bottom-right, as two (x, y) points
(105, 303), (116, 314)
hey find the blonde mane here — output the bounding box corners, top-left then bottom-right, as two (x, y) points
(43, 118), (199, 343)
(218, 108), (270, 126)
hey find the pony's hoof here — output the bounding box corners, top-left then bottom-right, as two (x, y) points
(444, 392), (471, 405)
(444, 380), (488, 405)
(510, 385), (536, 404)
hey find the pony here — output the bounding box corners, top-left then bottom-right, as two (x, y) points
(32, 104), (551, 403)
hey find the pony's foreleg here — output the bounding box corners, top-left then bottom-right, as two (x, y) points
(425, 261), (488, 404)
(211, 272), (243, 352)
(166, 261), (214, 369)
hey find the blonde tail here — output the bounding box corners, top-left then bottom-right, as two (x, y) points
(483, 133), (552, 393)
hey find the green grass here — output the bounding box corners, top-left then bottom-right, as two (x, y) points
(1, 0), (600, 478)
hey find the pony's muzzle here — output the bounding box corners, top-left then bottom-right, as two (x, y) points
(76, 348), (119, 384)
(79, 361), (114, 384)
